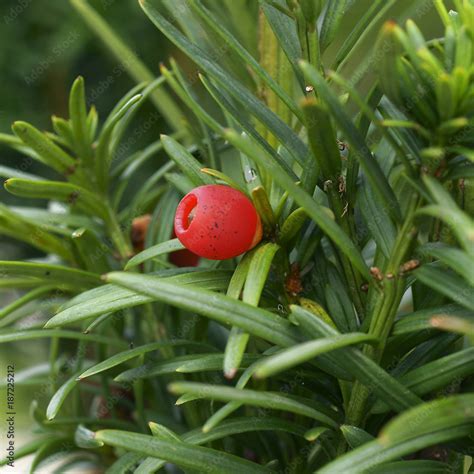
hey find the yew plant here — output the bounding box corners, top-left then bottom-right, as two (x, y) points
(1, 0), (474, 472)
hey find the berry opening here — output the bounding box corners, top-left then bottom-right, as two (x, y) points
(187, 208), (196, 228)
(175, 193), (198, 233)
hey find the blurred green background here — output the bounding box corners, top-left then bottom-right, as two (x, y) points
(0, 1), (169, 129)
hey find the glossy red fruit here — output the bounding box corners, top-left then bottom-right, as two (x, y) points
(174, 185), (262, 260)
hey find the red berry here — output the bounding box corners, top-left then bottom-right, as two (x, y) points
(169, 248), (201, 267)
(174, 185), (262, 260)
(169, 230), (200, 267)
(131, 214), (200, 267)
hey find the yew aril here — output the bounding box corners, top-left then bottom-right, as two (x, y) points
(174, 185), (262, 260)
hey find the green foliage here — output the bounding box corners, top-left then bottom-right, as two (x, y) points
(0, 0), (473, 472)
